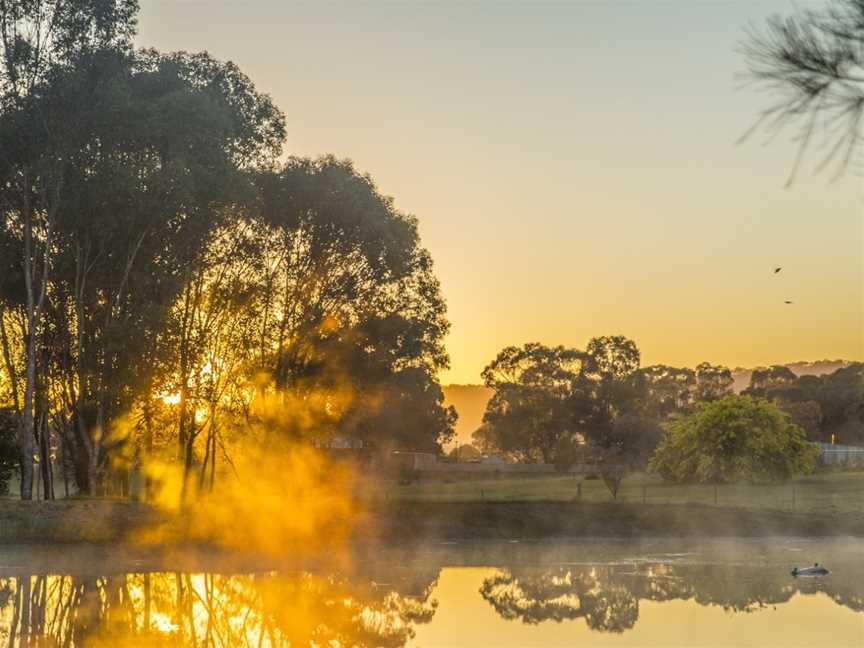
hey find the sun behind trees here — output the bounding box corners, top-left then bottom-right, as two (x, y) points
(0, 0), (455, 508)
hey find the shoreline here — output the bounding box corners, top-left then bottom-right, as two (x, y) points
(365, 501), (864, 542)
(1, 499), (862, 545)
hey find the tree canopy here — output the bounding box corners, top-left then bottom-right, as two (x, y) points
(649, 395), (819, 484)
(742, 363), (864, 444)
(0, 2), (456, 499)
(474, 337), (671, 470)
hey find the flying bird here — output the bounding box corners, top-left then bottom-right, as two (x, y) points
(784, 300), (794, 304)
(774, 267), (782, 274)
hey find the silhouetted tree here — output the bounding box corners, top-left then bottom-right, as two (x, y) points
(638, 365), (697, 418)
(744, 363), (863, 443)
(474, 343), (591, 463)
(744, 365), (798, 396)
(0, 0), (139, 499)
(694, 362), (734, 402)
(0, 3), (455, 501)
(476, 336), (660, 485)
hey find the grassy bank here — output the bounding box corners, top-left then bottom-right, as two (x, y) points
(378, 470), (864, 515)
(2, 481), (863, 544)
(366, 500), (864, 541)
(0, 499), (161, 543)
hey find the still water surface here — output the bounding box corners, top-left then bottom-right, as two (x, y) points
(0, 538), (861, 647)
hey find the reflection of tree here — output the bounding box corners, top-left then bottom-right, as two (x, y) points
(687, 566), (795, 613)
(0, 569), (439, 647)
(480, 567), (639, 632)
(480, 561), (864, 634)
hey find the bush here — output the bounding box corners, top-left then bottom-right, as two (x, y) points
(649, 395), (818, 483)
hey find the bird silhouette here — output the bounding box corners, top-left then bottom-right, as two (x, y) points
(774, 267), (782, 274)
(784, 300), (794, 304)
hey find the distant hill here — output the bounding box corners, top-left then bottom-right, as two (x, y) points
(443, 360), (854, 446)
(441, 384), (493, 446)
(731, 360), (853, 393)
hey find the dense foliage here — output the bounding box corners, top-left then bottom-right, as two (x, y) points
(649, 395), (819, 484)
(474, 337), (738, 470)
(0, 1), (455, 499)
(743, 363), (864, 444)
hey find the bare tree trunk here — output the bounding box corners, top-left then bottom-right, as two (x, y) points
(60, 428), (70, 498)
(36, 398), (54, 500)
(19, 193), (54, 501)
(142, 401), (153, 501)
(209, 424), (217, 492)
(180, 428), (197, 504)
(19, 343), (36, 500)
(199, 424), (212, 492)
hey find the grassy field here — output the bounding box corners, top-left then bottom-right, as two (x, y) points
(376, 470), (864, 516)
(0, 499), (160, 543)
(2, 470), (862, 543)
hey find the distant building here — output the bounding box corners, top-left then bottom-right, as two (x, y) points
(391, 451), (438, 471)
(817, 442), (864, 467)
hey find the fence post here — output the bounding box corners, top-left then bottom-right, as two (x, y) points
(576, 482), (582, 502)
(792, 485), (796, 511)
(713, 484), (718, 506)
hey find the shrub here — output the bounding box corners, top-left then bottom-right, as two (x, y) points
(649, 395), (818, 483)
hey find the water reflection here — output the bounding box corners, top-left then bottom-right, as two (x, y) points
(0, 543), (861, 647)
(479, 560), (863, 634)
(0, 570), (438, 647)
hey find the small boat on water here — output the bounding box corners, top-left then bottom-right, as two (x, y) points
(791, 563), (829, 577)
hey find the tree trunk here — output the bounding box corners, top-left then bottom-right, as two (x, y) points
(60, 430), (70, 498)
(36, 400), (54, 500)
(143, 401), (153, 501)
(19, 196), (53, 501)
(19, 353), (36, 500)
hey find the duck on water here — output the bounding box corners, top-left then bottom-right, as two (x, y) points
(791, 563), (829, 577)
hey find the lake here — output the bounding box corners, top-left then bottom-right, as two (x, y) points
(0, 538), (860, 647)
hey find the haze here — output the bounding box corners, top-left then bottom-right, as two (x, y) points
(139, 0), (863, 384)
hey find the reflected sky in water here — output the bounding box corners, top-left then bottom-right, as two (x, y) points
(0, 539), (861, 647)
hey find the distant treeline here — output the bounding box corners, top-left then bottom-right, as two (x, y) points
(445, 360), (859, 450)
(466, 338), (863, 470)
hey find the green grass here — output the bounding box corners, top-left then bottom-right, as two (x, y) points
(2, 470), (862, 544)
(0, 499), (160, 543)
(375, 470), (864, 516)
(369, 499), (864, 541)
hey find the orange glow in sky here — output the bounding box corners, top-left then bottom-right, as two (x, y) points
(139, 1), (863, 384)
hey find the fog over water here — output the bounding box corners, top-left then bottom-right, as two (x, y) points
(0, 539), (860, 647)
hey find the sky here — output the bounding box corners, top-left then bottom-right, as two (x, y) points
(138, 0), (862, 385)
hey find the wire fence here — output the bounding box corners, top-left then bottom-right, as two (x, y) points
(380, 470), (864, 515)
